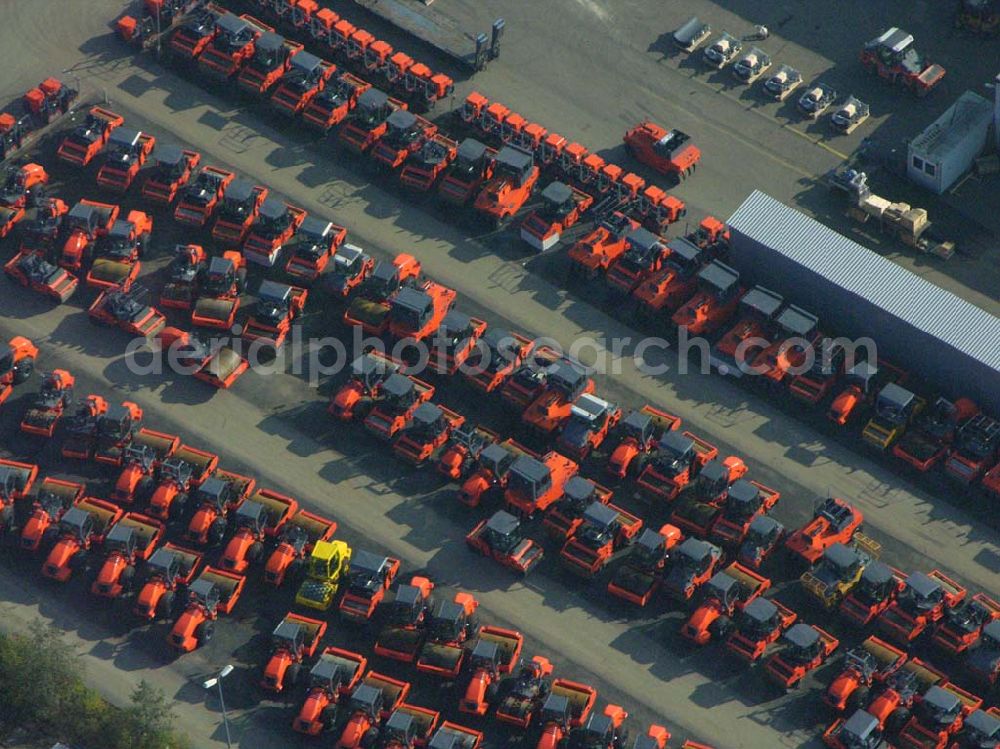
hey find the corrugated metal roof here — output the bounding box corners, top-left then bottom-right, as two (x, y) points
(909, 91), (993, 160)
(727, 191), (1000, 373)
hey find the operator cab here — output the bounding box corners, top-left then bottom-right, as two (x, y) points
(782, 623), (821, 663)
(453, 138), (489, 178)
(507, 456), (551, 504)
(233, 500), (267, 534)
(388, 582), (432, 626)
(350, 353), (397, 391)
(284, 52), (323, 89)
(187, 577), (221, 612)
(383, 710), (419, 744)
(621, 410), (654, 444)
(219, 179), (256, 217)
(693, 459), (732, 501)
(345, 683), (383, 718)
(352, 88), (391, 128)
(811, 543), (862, 587)
(562, 476), (599, 514)
(271, 617), (306, 652)
(703, 569), (743, 608)
(468, 639), (501, 672)
(471, 327), (518, 374)
(838, 709), (882, 748)
(915, 685), (962, 727)
(346, 549), (392, 594)
(153, 145), (185, 178)
(107, 128), (142, 163)
(548, 359), (589, 399)
(576, 502), (619, 548)
(493, 145), (534, 187)
(192, 476), (235, 514)
(389, 286), (434, 333)
(739, 597), (780, 637)
(255, 198), (292, 237)
(722, 480), (763, 520)
(145, 547), (181, 581)
(483, 510), (523, 554)
(383, 109), (421, 147)
(309, 654), (349, 693)
(899, 571), (944, 612)
(380, 373), (416, 411)
(254, 280), (293, 325)
(479, 443), (517, 478)
(103, 523), (137, 556)
(873, 383), (917, 425)
(296, 217), (335, 260)
(59, 507), (94, 543)
(429, 600), (468, 642)
(437, 310), (474, 350)
(652, 431), (695, 474)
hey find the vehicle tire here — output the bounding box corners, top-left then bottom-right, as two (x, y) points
(286, 662), (301, 686)
(208, 518), (227, 546)
(0, 505), (13, 533)
(135, 476), (156, 505)
(138, 234), (149, 259)
(485, 681), (499, 704)
(13, 356), (34, 384)
(195, 620), (215, 646)
(120, 564), (136, 591)
(846, 685), (869, 714)
(887, 707), (910, 735)
(360, 727), (379, 749)
(69, 549), (88, 571)
(156, 590), (175, 619)
(709, 615), (733, 639)
(321, 705), (337, 731)
(247, 541), (264, 562)
(169, 493), (188, 522)
(287, 557), (305, 583)
(236, 267), (247, 294)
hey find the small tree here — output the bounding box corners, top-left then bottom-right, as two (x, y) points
(119, 680), (189, 749)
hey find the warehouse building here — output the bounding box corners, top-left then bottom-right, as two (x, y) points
(906, 90), (993, 194)
(726, 191), (1000, 412)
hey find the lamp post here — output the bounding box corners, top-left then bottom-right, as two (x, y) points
(202, 664), (234, 748)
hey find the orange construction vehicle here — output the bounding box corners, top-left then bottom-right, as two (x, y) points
(897, 684), (983, 748)
(261, 612), (326, 692)
(474, 145), (540, 228)
(41, 496), (122, 582)
(292, 647), (367, 735)
(326, 243), (374, 298)
(438, 138), (496, 206)
(559, 501), (643, 577)
(708, 286), (785, 377)
(343, 253), (422, 336)
(860, 28), (945, 96)
(892, 397), (978, 472)
(662, 537), (722, 602)
(632, 235), (709, 321)
(58, 198), (119, 271)
(945, 414), (1000, 486)
(786, 497), (865, 565)
(392, 403), (466, 466)
(533, 681), (598, 749)
(157, 327), (251, 389)
(709, 479), (781, 548)
(141, 146), (201, 204)
(0, 459), (38, 535)
(374, 576), (436, 663)
(543, 477), (613, 542)
(369, 703), (440, 748)
(160, 244), (207, 310)
(167, 566), (245, 652)
(148, 445), (219, 521)
(427, 311), (488, 376)
(522, 358), (594, 437)
(788, 340), (848, 405)
(264, 510), (336, 587)
(520, 181), (593, 252)
(556, 394), (622, 461)
(968, 621), (1000, 687)
(828, 359), (907, 426)
(606, 524), (683, 607)
(90, 400), (145, 468)
(371, 109), (437, 170)
(363, 373), (434, 441)
(624, 120), (701, 178)
(182, 471), (256, 547)
(459, 628), (524, 716)
(329, 351), (406, 422)
(462, 328), (533, 394)
(467, 510), (545, 575)
(670, 261), (743, 336)
(86, 211), (153, 291)
(302, 70), (370, 131)
(190, 253), (247, 330)
(567, 213), (639, 281)
(605, 406), (681, 480)
(339, 550), (401, 623)
(334, 672), (410, 748)
(237, 31), (302, 95)
(877, 570), (966, 645)
(219, 491), (297, 574)
(198, 13), (272, 81)
(56, 106), (123, 166)
(824, 636), (908, 713)
(635, 430), (718, 503)
(111, 428), (181, 504)
(173, 165), (235, 226)
(932, 593), (1000, 656)
(88, 284), (167, 339)
(416, 592), (480, 679)
(458, 439), (530, 508)
(764, 623), (840, 690)
(212, 179), (268, 244)
(400, 133), (458, 192)
(4, 249), (77, 304)
(18, 478), (84, 552)
(95, 128), (156, 191)
(168, 5), (222, 59)
(726, 597), (798, 664)
(750, 306), (822, 384)
(90, 513), (164, 599)
(339, 87), (407, 154)
(426, 723), (482, 749)
(269, 52), (335, 116)
(839, 562), (907, 627)
(242, 280), (308, 350)
(494, 656), (555, 728)
(19, 369), (74, 437)
(387, 282), (457, 343)
(243, 198), (306, 267)
(681, 562), (771, 645)
(15, 195), (68, 254)
(285, 217), (347, 283)
(563, 704), (629, 749)
(504, 451), (579, 518)
(22, 76), (76, 125)
(59, 395), (108, 461)
(606, 227), (670, 298)
(0, 163), (47, 237)
(437, 424), (500, 481)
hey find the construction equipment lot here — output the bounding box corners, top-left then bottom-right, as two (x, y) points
(1, 1), (998, 748)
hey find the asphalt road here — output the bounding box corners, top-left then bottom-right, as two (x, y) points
(0, 2), (998, 748)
